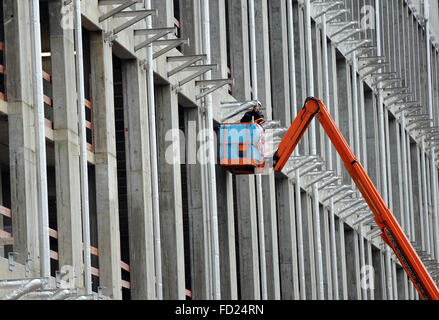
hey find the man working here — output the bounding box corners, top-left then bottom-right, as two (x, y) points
(240, 101), (265, 125)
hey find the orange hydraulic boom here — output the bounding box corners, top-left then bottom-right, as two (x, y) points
(273, 97), (439, 300)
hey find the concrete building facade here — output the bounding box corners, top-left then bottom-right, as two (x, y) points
(0, 0), (438, 300)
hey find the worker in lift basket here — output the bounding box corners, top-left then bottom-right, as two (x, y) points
(240, 101), (265, 125)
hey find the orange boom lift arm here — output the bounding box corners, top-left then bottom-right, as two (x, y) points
(273, 97), (439, 300)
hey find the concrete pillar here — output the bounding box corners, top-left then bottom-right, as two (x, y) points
(180, 0), (202, 56)
(256, 0), (280, 301)
(90, 32), (122, 300)
(155, 84), (186, 300)
(226, 0), (260, 300)
(3, 0), (40, 270)
(268, 0), (290, 127)
(121, 60), (155, 299)
(151, 0), (174, 29)
(227, 0), (251, 101)
(367, 241), (374, 300)
(388, 116), (404, 225)
(372, 246), (385, 300)
(216, 169), (238, 299)
(344, 227), (360, 300)
(209, 0), (228, 79)
(409, 142), (423, 243)
(335, 217), (348, 299)
(302, 193), (316, 300)
(266, 0), (295, 296)
(183, 107), (209, 299)
(48, 1), (83, 286)
(336, 59), (354, 186)
(321, 206), (333, 299)
(364, 89), (380, 189)
(275, 178), (299, 300)
(235, 174), (260, 300)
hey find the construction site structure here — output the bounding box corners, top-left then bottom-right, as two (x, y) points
(0, 0), (438, 300)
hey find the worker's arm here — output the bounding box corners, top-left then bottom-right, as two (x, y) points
(273, 97), (439, 300)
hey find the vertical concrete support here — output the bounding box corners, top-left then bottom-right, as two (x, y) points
(335, 217), (347, 299)
(156, 84), (186, 300)
(209, 0), (228, 79)
(235, 174), (260, 300)
(302, 194), (316, 300)
(367, 242), (374, 300)
(227, 0), (251, 101)
(344, 228), (359, 300)
(262, 173), (281, 300)
(372, 246), (384, 300)
(216, 169), (238, 300)
(180, 0), (202, 56)
(227, 0), (260, 300)
(389, 118), (404, 225)
(336, 59), (354, 185)
(184, 107), (209, 299)
(90, 32), (122, 300)
(275, 178), (299, 300)
(3, 0), (40, 269)
(48, 1), (83, 286)
(256, 0), (280, 301)
(151, 0), (174, 28)
(121, 60), (156, 299)
(268, 0), (290, 127)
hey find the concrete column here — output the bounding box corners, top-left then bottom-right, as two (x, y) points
(235, 174), (260, 300)
(344, 227), (360, 300)
(275, 178), (299, 300)
(180, 0), (202, 56)
(321, 206), (333, 299)
(226, 0), (260, 300)
(268, 0), (290, 127)
(388, 117), (404, 225)
(336, 59), (354, 186)
(303, 193), (316, 299)
(256, 0), (280, 301)
(216, 169), (238, 299)
(227, 0), (251, 101)
(184, 107), (209, 299)
(209, 0), (228, 79)
(367, 241), (374, 300)
(49, 1), (83, 286)
(335, 217), (348, 299)
(3, 0), (40, 270)
(90, 32), (122, 300)
(121, 60), (155, 299)
(372, 246), (385, 300)
(155, 84), (186, 300)
(151, 0), (174, 29)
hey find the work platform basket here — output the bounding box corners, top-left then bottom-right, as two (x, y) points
(219, 123), (266, 175)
